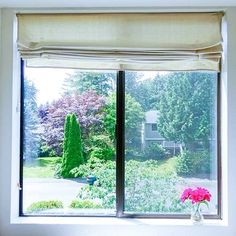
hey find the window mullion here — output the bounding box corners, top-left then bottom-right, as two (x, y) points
(116, 70), (125, 217)
(19, 59), (25, 216)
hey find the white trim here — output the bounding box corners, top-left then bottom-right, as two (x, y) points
(11, 216), (227, 226)
(0, 0), (236, 8)
(0, 6), (234, 236)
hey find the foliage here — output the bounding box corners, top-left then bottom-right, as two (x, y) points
(125, 160), (186, 213)
(23, 79), (40, 160)
(176, 150), (211, 177)
(69, 200), (102, 209)
(71, 157), (116, 208)
(26, 200), (63, 213)
(63, 71), (115, 96)
(88, 134), (115, 161)
(104, 93), (144, 151)
(39, 84), (144, 159)
(72, 158), (189, 213)
(103, 94), (116, 142)
(60, 114), (84, 178)
(125, 72), (166, 111)
(143, 143), (169, 160)
(157, 72), (217, 152)
(23, 157), (62, 178)
(39, 91), (106, 156)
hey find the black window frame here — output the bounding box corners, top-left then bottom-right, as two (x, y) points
(19, 61), (222, 219)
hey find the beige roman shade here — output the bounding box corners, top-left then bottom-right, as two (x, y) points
(17, 13), (223, 71)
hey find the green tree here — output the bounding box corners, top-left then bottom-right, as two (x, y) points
(157, 72), (217, 152)
(125, 72), (153, 111)
(24, 79), (40, 160)
(125, 72), (166, 112)
(61, 114), (84, 178)
(63, 71), (115, 96)
(104, 93), (144, 151)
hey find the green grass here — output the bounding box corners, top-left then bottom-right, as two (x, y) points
(23, 157), (62, 178)
(23, 156), (177, 178)
(156, 156), (178, 176)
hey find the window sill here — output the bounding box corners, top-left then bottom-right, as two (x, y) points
(11, 216), (227, 226)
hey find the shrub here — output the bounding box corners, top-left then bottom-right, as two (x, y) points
(61, 114), (84, 178)
(88, 135), (115, 161)
(26, 200), (63, 213)
(71, 157), (116, 209)
(143, 143), (169, 160)
(70, 157), (105, 177)
(69, 200), (102, 209)
(73, 159), (189, 213)
(176, 150), (211, 177)
(125, 160), (187, 213)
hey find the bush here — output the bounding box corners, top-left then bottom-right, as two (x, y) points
(70, 157), (106, 177)
(26, 200), (63, 213)
(143, 143), (169, 160)
(89, 135), (115, 161)
(125, 160), (187, 213)
(176, 150), (211, 177)
(69, 200), (102, 209)
(73, 158), (189, 213)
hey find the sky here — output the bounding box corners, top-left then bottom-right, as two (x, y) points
(25, 67), (75, 105)
(25, 67), (159, 105)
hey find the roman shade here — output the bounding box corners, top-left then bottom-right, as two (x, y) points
(17, 13), (223, 71)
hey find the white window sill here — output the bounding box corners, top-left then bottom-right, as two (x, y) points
(11, 216), (228, 226)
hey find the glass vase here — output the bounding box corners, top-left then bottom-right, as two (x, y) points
(191, 204), (204, 224)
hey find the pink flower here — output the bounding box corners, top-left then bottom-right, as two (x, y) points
(181, 187), (211, 205)
(181, 188), (193, 203)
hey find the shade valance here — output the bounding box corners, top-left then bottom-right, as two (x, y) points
(17, 13), (223, 71)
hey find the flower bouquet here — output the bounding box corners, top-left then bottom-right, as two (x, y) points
(181, 187), (211, 223)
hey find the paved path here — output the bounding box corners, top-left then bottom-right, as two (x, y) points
(23, 178), (86, 211)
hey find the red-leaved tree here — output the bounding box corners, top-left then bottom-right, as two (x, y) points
(39, 91), (106, 156)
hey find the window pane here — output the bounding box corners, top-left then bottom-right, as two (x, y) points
(124, 71), (218, 215)
(22, 67), (116, 215)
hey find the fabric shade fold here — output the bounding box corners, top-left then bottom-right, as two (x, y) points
(17, 12), (223, 71)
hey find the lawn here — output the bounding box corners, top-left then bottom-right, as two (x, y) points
(156, 156), (178, 176)
(23, 156), (177, 178)
(23, 157), (62, 178)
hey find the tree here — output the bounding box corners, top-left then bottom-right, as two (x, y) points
(125, 72), (165, 111)
(157, 72), (217, 151)
(39, 91), (106, 156)
(23, 79), (40, 160)
(61, 114), (84, 178)
(104, 93), (145, 151)
(63, 71), (115, 96)
(125, 72), (153, 111)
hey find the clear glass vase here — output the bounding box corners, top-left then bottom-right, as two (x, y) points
(191, 204), (204, 224)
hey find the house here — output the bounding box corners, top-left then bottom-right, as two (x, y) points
(0, 2), (235, 236)
(142, 110), (182, 155)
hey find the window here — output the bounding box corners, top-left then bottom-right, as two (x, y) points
(21, 67), (117, 216)
(18, 12), (223, 218)
(151, 124), (158, 131)
(21, 66), (220, 218)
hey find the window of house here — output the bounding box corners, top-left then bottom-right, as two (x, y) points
(151, 124), (158, 131)
(18, 12), (223, 218)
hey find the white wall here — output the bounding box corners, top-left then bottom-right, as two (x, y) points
(0, 7), (236, 236)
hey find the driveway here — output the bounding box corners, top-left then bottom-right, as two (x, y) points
(23, 178), (86, 211)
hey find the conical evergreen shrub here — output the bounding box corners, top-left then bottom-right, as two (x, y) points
(61, 114), (84, 178)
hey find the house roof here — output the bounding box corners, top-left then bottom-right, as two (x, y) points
(145, 110), (159, 123)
